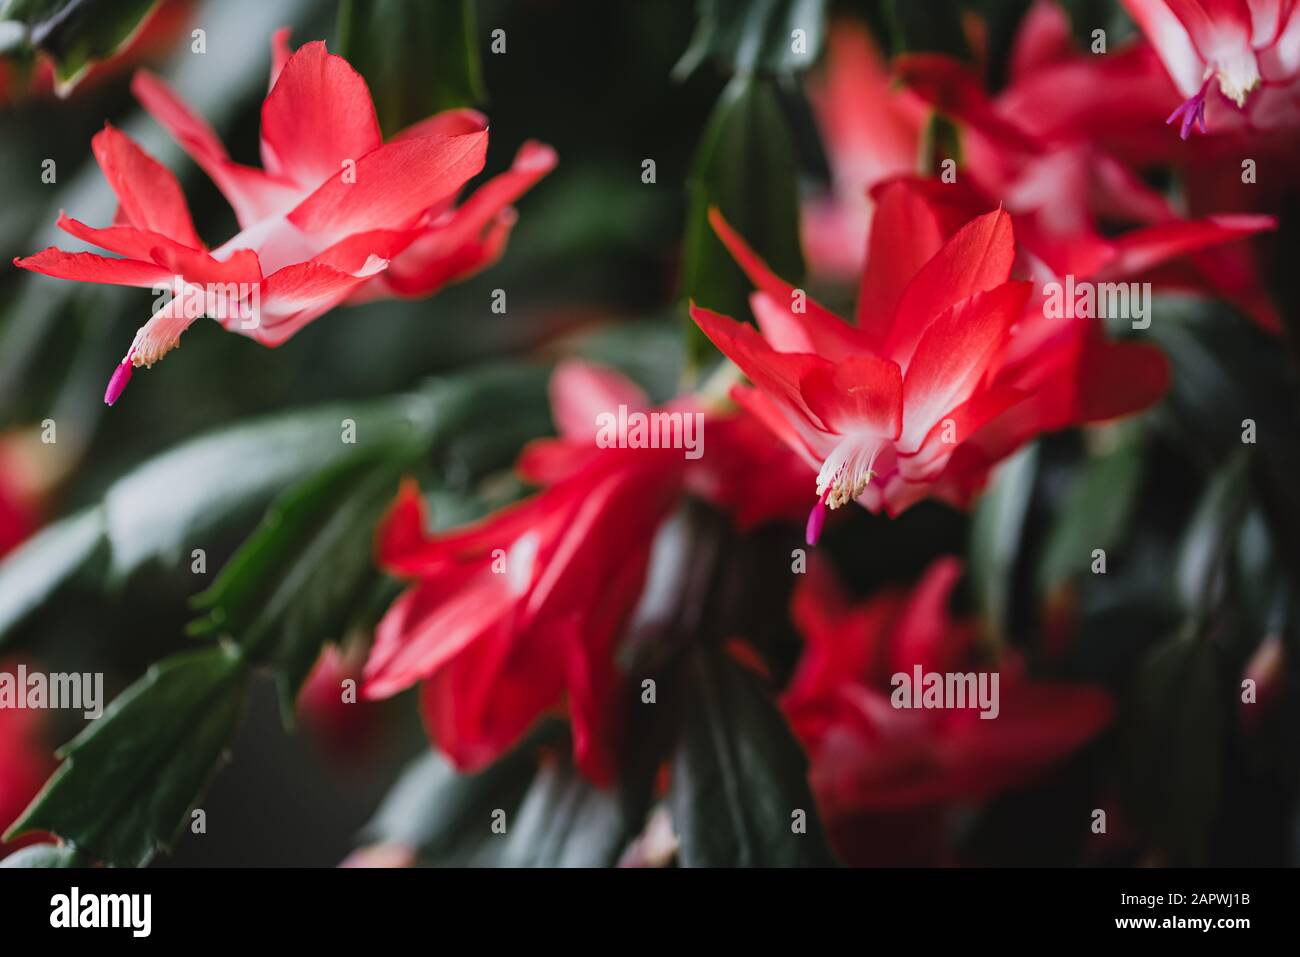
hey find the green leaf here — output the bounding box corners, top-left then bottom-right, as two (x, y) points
(669, 648), (836, 866)
(969, 443), (1039, 639)
(1038, 429), (1144, 594)
(0, 0), (159, 89)
(0, 507), (104, 646)
(499, 759), (643, 867)
(360, 726), (563, 866)
(1120, 628), (1226, 865)
(190, 454), (409, 720)
(337, 0), (484, 135)
(5, 644), (248, 867)
(674, 0), (826, 79)
(0, 843), (82, 867)
(681, 73), (804, 367)
(1176, 449), (1251, 621)
(101, 395), (433, 582)
(880, 0), (970, 57)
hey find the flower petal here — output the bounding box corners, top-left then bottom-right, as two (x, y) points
(259, 40), (383, 190)
(91, 124), (202, 249)
(286, 131), (488, 238)
(899, 281), (1031, 451)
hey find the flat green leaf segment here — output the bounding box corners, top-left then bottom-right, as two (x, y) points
(682, 74), (804, 366)
(362, 723), (643, 867)
(0, 0), (159, 87)
(669, 648), (836, 866)
(5, 645), (248, 867)
(0, 365), (553, 866)
(189, 453), (408, 721)
(675, 0), (826, 78)
(337, 0), (484, 136)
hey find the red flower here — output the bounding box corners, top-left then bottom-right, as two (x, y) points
(362, 361), (806, 783)
(1123, 0), (1300, 137)
(782, 557), (1111, 864)
(690, 186), (1175, 539)
(14, 30), (555, 405)
(887, 4), (1281, 329)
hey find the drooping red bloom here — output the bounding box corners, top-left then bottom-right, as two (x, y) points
(296, 645), (386, 760)
(362, 361), (809, 784)
(867, 4), (1282, 329)
(690, 186), (1178, 540)
(781, 557), (1112, 864)
(1123, 0), (1300, 137)
(14, 30), (555, 405)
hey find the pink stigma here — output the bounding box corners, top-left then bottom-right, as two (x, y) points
(1167, 81), (1210, 139)
(805, 489), (832, 545)
(104, 361), (133, 406)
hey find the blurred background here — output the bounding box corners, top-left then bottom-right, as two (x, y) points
(0, 0), (1297, 867)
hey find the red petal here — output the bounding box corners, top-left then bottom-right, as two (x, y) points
(798, 355), (903, 437)
(91, 124), (202, 248)
(132, 70), (302, 227)
(900, 282), (1030, 451)
(856, 179), (947, 343)
(549, 360), (649, 441)
(13, 249), (173, 287)
(287, 131), (488, 237)
(259, 40), (382, 190)
(884, 207), (1017, 366)
(689, 303), (833, 432)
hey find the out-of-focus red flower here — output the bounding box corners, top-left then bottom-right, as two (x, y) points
(782, 557), (1112, 865)
(801, 19), (928, 280)
(0, 450), (52, 859)
(14, 29), (555, 406)
(690, 187), (1176, 539)
(0, 441), (38, 558)
(297, 644), (386, 761)
(1122, 0), (1300, 137)
(362, 361), (809, 784)
(888, 3), (1281, 330)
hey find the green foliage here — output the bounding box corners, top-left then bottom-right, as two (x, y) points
(337, 0), (485, 136)
(681, 73), (803, 368)
(5, 644), (249, 867)
(969, 443), (1038, 641)
(0, 0), (158, 88)
(674, 0), (826, 79)
(669, 647), (835, 866)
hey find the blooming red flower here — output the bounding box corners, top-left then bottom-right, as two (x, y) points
(14, 30), (555, 405)
(781, 557), (1112, 864)
(1123, 0), (1300, 137)
(362, 361), (808, 783)
(691, 186), (1179, 539)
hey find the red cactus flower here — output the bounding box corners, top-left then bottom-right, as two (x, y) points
(1123, 0), (1300, 137)
(781, 557), (1111, 864)
(691, 187), (1178, 540)
(871, 3), (1282, 329)
(13, 30), (555, 405)
(362, 361), (810, 784)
